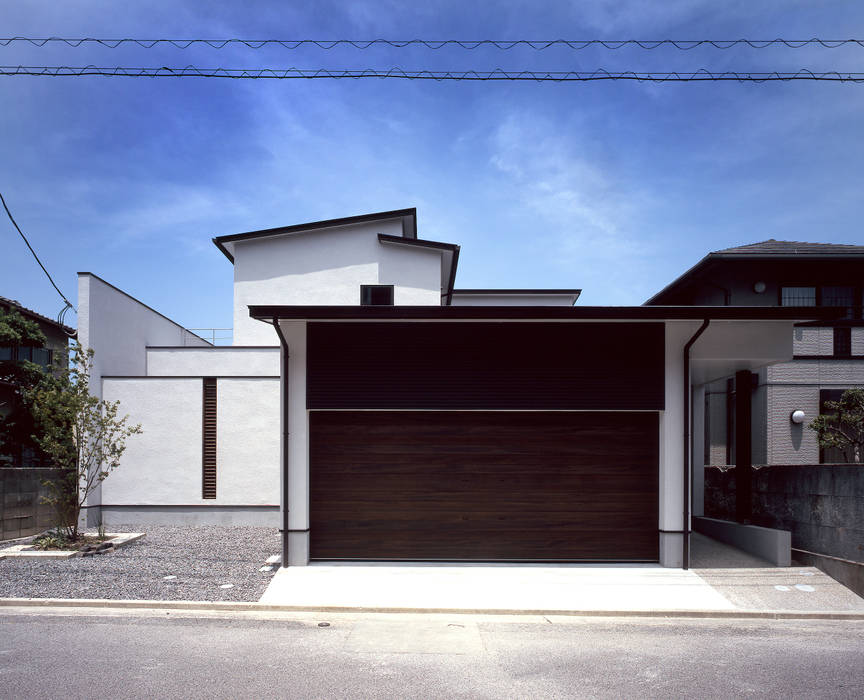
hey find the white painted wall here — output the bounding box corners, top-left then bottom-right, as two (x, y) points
(232, 222), (443, 345)
(78, 274), (209, 396)
(660, 321), (701, 567)
(146, 347), (280, 376)
(451, 293), (579, 306)
(78, 273), (209, 520)
(217, 378), (281, 504)
(101, 379), (202, 506)
(102, 377), (280, 506)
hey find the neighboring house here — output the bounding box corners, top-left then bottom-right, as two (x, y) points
(79, 210), (833, 568)
(0, 296), (74, 466)
(646, 239), (864, 471)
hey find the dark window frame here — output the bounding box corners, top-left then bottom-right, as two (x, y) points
(360, 284), (395, 306)
(779, 283), (862, 319)
(833, 327), (852, 357)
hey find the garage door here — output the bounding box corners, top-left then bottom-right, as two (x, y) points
(310, 411), (658, 562)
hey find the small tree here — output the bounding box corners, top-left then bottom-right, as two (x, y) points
(27, 342), (142, 540)
(808, 388), (864, 464)
(0, 307), (50, 465)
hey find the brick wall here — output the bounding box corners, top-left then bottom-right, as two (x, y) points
(705, 464), (864, 563)
(0, 468), (63, 540)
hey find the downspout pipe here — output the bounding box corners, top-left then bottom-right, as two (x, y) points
(272, 318), (290, 568)
(682, 319), (710, 570)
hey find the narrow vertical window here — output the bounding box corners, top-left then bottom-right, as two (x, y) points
(202, 377), (217, 498)
(833, 327), (852, 358)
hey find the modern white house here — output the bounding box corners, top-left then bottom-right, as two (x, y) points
(78, 208), (834, 569)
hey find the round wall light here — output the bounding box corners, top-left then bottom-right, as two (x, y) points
(753, 281), (767, 294)
(790, 410), (806, 424)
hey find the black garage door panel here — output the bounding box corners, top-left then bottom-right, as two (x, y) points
(310, 411), (659, 562)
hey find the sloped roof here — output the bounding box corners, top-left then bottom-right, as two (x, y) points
(645, 238), (864, 305)
(212, 208), (418, 263)
(0, 295), (75, 335)
(713, 239), (864, 256)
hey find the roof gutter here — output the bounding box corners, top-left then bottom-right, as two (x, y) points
(682, 318), (710, 570)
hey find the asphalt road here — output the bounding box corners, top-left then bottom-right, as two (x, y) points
(1, 610), (862, 699)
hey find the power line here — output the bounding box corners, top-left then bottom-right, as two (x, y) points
(0, 66), (862, 82)
(0, 190), (76, 316)
(0, 37), (862, 50)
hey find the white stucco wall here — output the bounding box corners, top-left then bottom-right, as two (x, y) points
(277, 321), (308, 531)
(78, 273), (209, 518)
(146, 347), (280, 376)
(661, 321), (701, 568)
(78, 274), (209, 396)
(102, 377), (280, 506)
(101, 378), (202, 506)
(216, 378), (280, 505)
(232, 222), (443, 345)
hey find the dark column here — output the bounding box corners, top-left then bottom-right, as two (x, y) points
(735, 370), (753, 523)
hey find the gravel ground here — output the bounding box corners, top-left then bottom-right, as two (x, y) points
(0, 525), (281, 602)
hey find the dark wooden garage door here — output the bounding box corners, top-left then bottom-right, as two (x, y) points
(310, 411), (658, 562)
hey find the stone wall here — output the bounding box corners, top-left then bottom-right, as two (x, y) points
(704, 464), (864, 563)
(0, 468), (62, 540)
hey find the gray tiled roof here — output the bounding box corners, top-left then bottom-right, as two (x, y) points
(714, 239), (864, 255)
(0, 295), (75, 334)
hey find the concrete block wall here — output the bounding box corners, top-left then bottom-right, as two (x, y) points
(0, 468), (62, 540)
(704, 465), (864, 563)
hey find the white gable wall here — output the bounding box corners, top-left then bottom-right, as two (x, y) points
(232, 221), (443, 345)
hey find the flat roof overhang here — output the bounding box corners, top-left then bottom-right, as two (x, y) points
(249, 304), (841, 322)
(252, 305), (842, 386)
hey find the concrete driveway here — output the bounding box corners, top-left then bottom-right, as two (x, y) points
(260, 535), (864, 615)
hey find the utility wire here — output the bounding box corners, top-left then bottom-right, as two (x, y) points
(0, 190), (76, 316)
(1, 37), (863, 50)
(0, 66), (862, 82)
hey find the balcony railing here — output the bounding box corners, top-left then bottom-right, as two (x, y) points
(186, 328), (233, 346)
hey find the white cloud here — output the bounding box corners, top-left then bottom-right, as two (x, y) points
(486, 111), (663, 303)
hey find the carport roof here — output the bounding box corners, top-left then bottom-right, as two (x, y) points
(249, 305), (841, 322)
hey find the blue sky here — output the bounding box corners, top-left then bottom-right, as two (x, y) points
(2, 1), (863, 333)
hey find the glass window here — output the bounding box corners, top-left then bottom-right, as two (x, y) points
(0, 346), (12, 361)
(834, 327), (852, 357)
(17, 346), (32, 361)
(822, 286), (856, 319)
(780, 287), (816, 306)
(360, 285), (394, 306)
(32, 348), (52, 367)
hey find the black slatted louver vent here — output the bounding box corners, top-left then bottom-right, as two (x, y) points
(202, 377), (217, 499)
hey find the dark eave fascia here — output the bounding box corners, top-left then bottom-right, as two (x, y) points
(212, 208), (418, 263)
(377, 234), (462, 306)
(645, 250), (864, 305)
(376, 233), (457, 252)
(250, 305), (842, 322)
(644, 254), (713, 305)
(453, 289), (582, 295)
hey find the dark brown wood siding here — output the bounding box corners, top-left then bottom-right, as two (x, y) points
(310, 411), (659, 562)
(307, 322), (665, 411)
(202, 377), (217, 499)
